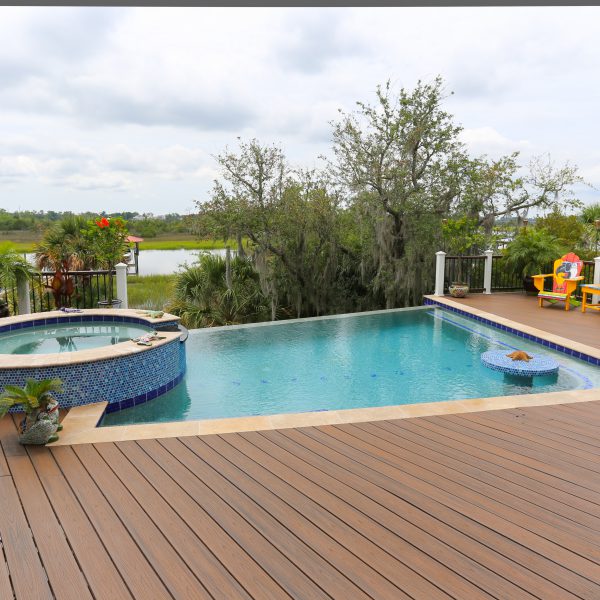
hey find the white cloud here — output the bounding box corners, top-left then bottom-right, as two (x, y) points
(0, 6), (599, 212)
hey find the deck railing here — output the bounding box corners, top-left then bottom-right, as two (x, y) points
(440, 254), (597, 297)
(3, 270), (116, 316)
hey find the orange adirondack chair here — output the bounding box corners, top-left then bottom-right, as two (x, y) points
(532, 252), (583, 311)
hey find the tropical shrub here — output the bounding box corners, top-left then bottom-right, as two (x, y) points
(502, 228), (565, 277)
(169, 253), (269, 328)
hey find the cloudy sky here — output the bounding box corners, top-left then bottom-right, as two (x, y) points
(1, 6), (599, 215)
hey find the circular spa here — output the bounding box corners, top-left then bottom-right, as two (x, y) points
(0, 310), (187, 412)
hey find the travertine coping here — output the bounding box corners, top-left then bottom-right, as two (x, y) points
(54, 388), (600, 446)
(0, 309), (181, 368)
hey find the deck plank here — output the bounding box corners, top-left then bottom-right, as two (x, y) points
(94, 441), (252, 600)
(190, 436), (428, 599)
(0, 417), (90, 600)
(367, 420), (600, 538)
(287, 426), (598, 599)
(2, 397), (600, 598)
(72, 443), (209, 599)
(26, 446), (133, 600)
(50, 445), (172, 600)
(230, 430), (527, 599)
(0, 475), (52, 600)
(161, 436), (375, 600)
(137, 437), (327, 600)
(118, 439), (290, 600)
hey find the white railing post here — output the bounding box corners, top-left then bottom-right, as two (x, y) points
(593, 257), (600, 305)
(434, 251), (446, 296)
(16, 274), (31, 315)
(115, 263), (128, 309)
(484, 250), (494, 295)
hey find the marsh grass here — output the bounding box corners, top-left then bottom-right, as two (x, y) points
(0, 237), (239, 253)
(126, 274), (176, 311)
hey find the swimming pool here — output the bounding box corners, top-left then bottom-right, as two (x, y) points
(0, 321), (153, 354)
(102, 306), (600, 426)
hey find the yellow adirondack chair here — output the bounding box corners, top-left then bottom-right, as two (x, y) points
(532, 252), (583, 311)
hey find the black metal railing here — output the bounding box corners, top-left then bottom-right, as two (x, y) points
(4, 270), (117, 316)
(490, 255), (524, 291)
(444, 255), (597, 296)
(444, 255), (487, 293)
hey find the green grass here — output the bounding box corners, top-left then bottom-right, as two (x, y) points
(140, 239), (232, 250)
(126, 274), (176, 311)
(0, 230), (237, 253)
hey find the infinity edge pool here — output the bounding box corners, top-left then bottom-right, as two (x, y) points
(54, 296), (600, 445)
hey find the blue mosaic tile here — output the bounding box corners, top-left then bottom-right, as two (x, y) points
(1, 336), (186, 413)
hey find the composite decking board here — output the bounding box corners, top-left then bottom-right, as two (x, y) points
(94, 441), (252, 600)
(234, 430), (531, 600)
(318, 423), (600, 589)
(500, 407), (600, 450)
(0, 475), (52, 600)
(117, 440), (290, 600)
(471, 406), (600, 454)
(50, 445), (173, 600)
(367, 420), (600, 540)
(136, 437), (329, 600)
(393, 416), (600, 516)
(272, 428), (582, 600)
(25, 446), (134, 600)
(0, 418), (92, 600)
(459, 411), (600, 465)
(2, 400), (600, 599)
(290, 426), (600, 600)
(407, 416), (600, 509)
(71, 443), (209, 600)
(199, 435), (448, 598)
(337, 422), (600, 567)
(0, 540), (14, 600)
(436, 413), (600, 485)
(161, 436), (377, 600)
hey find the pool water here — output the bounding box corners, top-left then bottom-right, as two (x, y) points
(102, 307), (600, 426)
(0, 322), (153, 355)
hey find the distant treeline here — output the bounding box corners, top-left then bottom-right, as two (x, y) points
(0, 210), (195, 238)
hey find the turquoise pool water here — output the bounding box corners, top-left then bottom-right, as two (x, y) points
(0, 322), (152, 354)
(102, 307), (600, 426)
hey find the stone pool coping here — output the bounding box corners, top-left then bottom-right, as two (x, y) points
(0, 309), (181, 368)
(54, 298), (600, 445)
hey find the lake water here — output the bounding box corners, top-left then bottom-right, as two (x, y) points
(26, 248), (229, 276)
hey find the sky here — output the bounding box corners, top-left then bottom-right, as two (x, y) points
(0, 6), (599, 216)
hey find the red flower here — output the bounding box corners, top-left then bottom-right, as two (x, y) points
(96, 217), (110, 228)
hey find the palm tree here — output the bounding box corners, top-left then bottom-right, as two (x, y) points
(0, 243), (36, 288)
(34, 215), (92, 271)
(0, 243), (37, 316)
(169, 253), (269, 328)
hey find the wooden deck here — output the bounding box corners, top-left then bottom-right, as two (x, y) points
(3, 400), (600, 599)
(447, 291), (600, 350)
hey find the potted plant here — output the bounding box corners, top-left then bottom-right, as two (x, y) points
(0, 243), (37, 316)
(85, 216), (129, 308)
(0, 379), (63, 445)
(502, 228), (564, 295)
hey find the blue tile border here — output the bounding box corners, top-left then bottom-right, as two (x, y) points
(0, 314), (180, 335)
(424, 297), (600, 367)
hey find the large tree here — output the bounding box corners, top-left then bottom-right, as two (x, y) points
(196, 141), (359, 318)
(330, 77), (467, 306)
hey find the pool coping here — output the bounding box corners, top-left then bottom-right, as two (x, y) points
(53, 297), (600, 445)
(0, 309), (181, 368)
